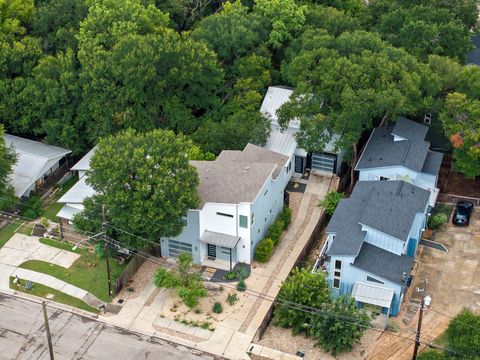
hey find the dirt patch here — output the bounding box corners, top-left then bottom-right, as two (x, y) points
(437, 155), (480, 198)
(113, 261), (159, 302)
(257, 325), (378, 360)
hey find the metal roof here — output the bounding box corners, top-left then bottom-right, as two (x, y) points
(466, 34), (480, 66)
(200, 230), (240, 248)
(352, 281), (395, 308)
(260, 86), (299, 128)
(71, 147), (96, 171)
(58, 176), (95, 204)
(5, 134), (71, 197)
(56, 205), (82, 221)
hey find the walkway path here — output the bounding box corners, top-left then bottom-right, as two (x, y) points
(0, 233), (103, 308)
(102, 174), (335, 360)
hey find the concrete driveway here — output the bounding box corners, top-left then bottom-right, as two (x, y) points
(367, 207), (480, 360)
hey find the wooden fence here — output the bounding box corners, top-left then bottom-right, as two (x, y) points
(114, 253), (147, 295)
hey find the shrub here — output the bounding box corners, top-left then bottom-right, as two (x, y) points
(21, 195), (43, 219)
(237, 279), (246, 292)
(154, 268), (180, 288)
(255, 238), (274, 262)
(428, 213), (447, 230)
(213, 302), (223, 314)
(267, 220), (284, 245)
(227, 293), (238, 305)
(224, 271), (237, 280)
(236, 266), (250, 280)
(318, 191), (344, 216)
(279, 207), (292, 227)
(177, 281), (207, 308)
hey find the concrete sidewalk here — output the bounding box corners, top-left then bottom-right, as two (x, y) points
(103, 174), (334, 360)
(0, 233), (103, 308)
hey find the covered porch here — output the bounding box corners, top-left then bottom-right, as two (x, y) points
(352, 282), (394, 320)
(199, 230), (240, 271)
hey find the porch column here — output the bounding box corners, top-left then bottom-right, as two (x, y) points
(229, 248), (232, 271)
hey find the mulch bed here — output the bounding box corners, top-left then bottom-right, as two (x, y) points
(437, 155), (480, 198)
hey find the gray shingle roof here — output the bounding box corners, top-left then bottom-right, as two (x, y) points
(326, 181), (430, 256)
(352, 242), (414, 285)
(191, 143), (289, 208)
(356, 117), (433, 173)
(422, 151), (444, 175)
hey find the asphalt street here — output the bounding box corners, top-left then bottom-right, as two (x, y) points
(0, 293), (216, 360)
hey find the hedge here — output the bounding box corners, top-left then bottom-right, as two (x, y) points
(254, 238), (274, 262)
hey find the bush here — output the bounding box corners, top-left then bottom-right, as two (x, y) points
(93, 242), (116, 260)
(318, 191), (344, 216)
(224, 270), (237, 280)
(254, 238), (274, 262)
(154, 268), (180, 288)
(227, 293), (238, 305)
(177, 281), (207, 308)
(267, 220), (284, 245)
(428, 213), (447, 230)
(21, 195), (43, 219)
(213, 302), (223, 314)
(237, 279), (246, 291)
(279, 207), (292, 227)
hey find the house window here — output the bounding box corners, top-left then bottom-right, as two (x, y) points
(333, 278), (340, 289)
(380, 176), (390, 181)
(264, 189), (268, 196)
(217, 212), (233, 218)
(288, 161), (292, 172)
(251, 212), (255, 225)
(366, 275), (384, 285)
(239, 215), (248, 228)
(333, 260), (342, 289)
(335, 260), (342, 270)
(182, 217), (187, 226)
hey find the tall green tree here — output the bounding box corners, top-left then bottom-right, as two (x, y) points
(31, 0), (88, 53)
(280, 30), (436, 188)
(311, 296), (371, 355)
(445, 309), (480, 359)
(154, 0), (217, 31)
(254, 0), (306, 49)
(274, 268), (329, 334)
(76, 0), (222, 143)
(0, 125), (17, 210)
(440, 92), (480, 178)
(74, 129), (200, 248)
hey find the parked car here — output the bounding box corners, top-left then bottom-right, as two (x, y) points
(452, 201), (474, 226)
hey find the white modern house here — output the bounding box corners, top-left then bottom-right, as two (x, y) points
(320, 180), (431, 316)
(57, 148), (95, 240)
(355, 117), (443, 207)
(5, 134), (71, 198)
(160, 143), (291, 270)
(260, 86), (344, 176)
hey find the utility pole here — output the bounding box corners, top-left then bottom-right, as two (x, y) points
(102, 205), (112, 298)
(412, 279), (429, 360)
(42, 301), (55, 360)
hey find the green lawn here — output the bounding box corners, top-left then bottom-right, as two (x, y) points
(43, 176), (79, 222)
(10, 277), (99, 313)
(19, 238), (127, 302)
(0, 220), (25, 249)
(433, 331), (448, 348)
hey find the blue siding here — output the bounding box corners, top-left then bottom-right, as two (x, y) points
(406, 238), (417, 257)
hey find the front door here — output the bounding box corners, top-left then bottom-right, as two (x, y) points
(207, 244), (216, 258)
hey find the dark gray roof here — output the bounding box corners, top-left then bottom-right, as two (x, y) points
(466, 34), (480, 66)
(422, 151), (443, 175)
(326, 181), (430, 256)
(356, 117), (432, 173)
(352, 242), (414, 285)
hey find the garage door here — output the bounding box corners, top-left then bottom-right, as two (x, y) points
(312, 152), (336, 174)
(168, 240), (192, 257)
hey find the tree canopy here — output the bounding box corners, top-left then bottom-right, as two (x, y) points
(0, 125), (17, 210)
(74, 129), (200, 248)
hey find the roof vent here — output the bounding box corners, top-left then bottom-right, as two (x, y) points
(245, 166), (250, 171)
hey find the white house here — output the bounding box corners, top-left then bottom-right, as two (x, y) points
(57, 148), (95, 240)
(160, 143), (291, 270)
(319, 180), (430, 316)
(260, 86), (344, 176)
(355, 117), (443, 207)
(5, 134), (71, 198)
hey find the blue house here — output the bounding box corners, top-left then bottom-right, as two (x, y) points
(355, 117), (443, 208)
(321, 181), (430, 316)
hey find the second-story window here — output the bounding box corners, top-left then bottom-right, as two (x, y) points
(239, 215), (248, 228)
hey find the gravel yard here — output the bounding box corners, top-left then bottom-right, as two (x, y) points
(113, 260), (159, 302)
(257, 325), (379, 360)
